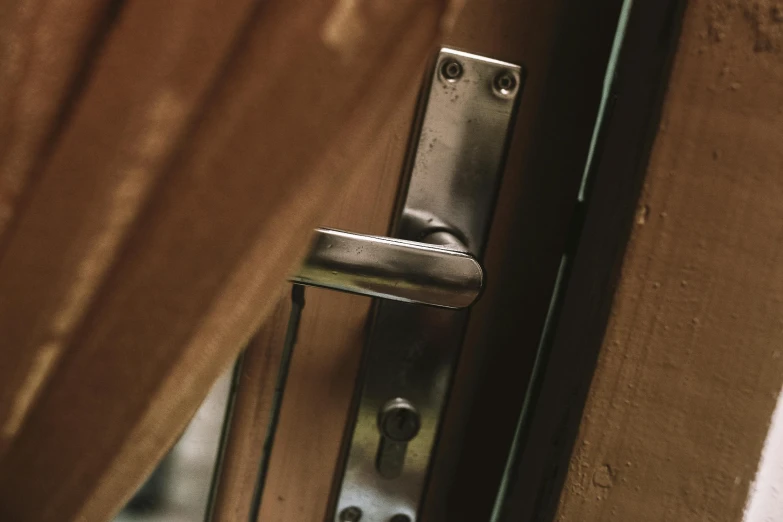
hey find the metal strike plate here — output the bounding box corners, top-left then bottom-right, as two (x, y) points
(332, 48), (523, 521)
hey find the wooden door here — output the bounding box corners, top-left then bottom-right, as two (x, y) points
(6, 1), (737, 520)
(209, 2), (631, 521)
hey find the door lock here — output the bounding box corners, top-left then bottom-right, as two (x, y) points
(292, 47), (523, 521)
(376, 398), (421, 479)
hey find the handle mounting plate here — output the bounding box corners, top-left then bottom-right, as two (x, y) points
(331, 47), (523, 521)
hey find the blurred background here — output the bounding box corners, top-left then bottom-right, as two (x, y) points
(114, 370), (232, 522)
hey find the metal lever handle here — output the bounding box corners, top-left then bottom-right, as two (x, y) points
(291, 228), (483, 309)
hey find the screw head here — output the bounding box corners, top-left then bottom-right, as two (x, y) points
(440, 59), (463, 82)
(493, 70), (518, 97)
(339, 506), (362, 522)
(390, 515), (412, 522)
(378, 398), (421, 442)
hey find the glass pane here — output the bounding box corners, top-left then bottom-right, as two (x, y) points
(114, 369), (232, 522)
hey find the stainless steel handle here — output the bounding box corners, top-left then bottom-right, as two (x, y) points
(291, 228), (483, 309)
(330, 48), (522, 522)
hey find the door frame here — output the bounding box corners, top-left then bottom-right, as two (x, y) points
(493, 0), (688, 520)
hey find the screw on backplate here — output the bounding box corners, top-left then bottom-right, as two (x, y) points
(440, 59), (463, 82)
(339, 506), (362, 522)
(493, 70), (518, 97)
(390, 515), (412, 522)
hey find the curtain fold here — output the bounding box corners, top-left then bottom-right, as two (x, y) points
(0, 0), (454, 519)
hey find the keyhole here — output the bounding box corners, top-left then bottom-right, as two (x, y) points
(395, 411), (407, 432)
(379, 399), (420, 442)
(376, 398), (421, 478)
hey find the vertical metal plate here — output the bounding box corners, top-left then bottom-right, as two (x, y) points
(332, 48), (522, 521)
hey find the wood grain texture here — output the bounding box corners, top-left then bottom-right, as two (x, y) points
(209, 296), (292, 522)
(494, 1), (687, 519)
(556, 1), (783, 520)
(254, 104), (419, 521)
(209, 111), (415, 522)
(0, 0), (452, 520)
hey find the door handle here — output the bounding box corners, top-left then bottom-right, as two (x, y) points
(292, 227), (483, 309)
(315, 47), (523, 522)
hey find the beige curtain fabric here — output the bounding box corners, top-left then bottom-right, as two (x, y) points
(0, 1), (453, 519)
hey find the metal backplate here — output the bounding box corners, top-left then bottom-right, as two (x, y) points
(332, 48), (522, 521)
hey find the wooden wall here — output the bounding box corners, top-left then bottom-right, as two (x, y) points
(557, 1), (783, 520)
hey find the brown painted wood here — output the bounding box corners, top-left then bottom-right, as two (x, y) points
(494, 0), (688, 520)
(209, 297), (292, 522)
(555, 1), (783, 520)
(492, 0), (783, 520)
(0, 1), (453, 520)
(210, 123), (414, 521)
(253, 104), (421, 522)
